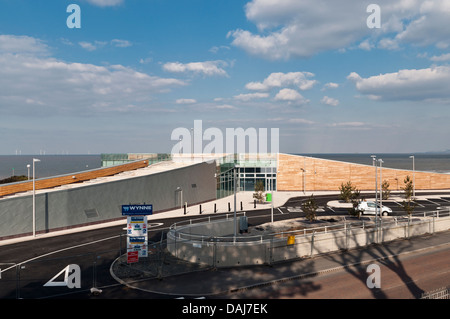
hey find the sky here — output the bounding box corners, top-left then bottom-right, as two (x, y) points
(0, 0), (449, 155)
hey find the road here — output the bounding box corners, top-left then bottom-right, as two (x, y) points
(0, 192), (449, 300)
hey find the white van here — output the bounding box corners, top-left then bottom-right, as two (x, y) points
(356, 201), (392, 216)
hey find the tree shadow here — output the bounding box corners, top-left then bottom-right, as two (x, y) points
(318, 220), (424, 298)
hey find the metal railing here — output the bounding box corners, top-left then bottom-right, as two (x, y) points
(421, 286), (450, 299)
(168, 209), (450, 245)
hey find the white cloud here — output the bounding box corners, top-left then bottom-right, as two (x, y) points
(347, 65), (450, 101)
(229, 0), (450, 60)
(0, 35), (187, 116)
(245, 72), (316, 91)
(429, 53), (450, 62)
(85, 0), (124, 7)
(234, 92), (269, 101)
(162, 60), (228, 77)
(111, 39), (132, 48)
(176, 98), (197, 104)
(274, 88), (308, 104)
(79, 41), (99, 51)
(322, 82), (339, 90)
(0, 34), (49, 55)
(321, 96), (339, 106)
(209, 45), (230, 54)
(79, 39), (132, 51)
(288, 118), (315, 125)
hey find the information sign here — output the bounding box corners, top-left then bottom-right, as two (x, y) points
(122, 204), (153, 216)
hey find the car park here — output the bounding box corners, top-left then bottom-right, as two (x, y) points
(357, 201), (392, 216)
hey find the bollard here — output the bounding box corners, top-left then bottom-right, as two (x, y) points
(199, 204), (202, 214)
(228, 202), (231, 212)
(184, 203), (187, 215)
(254, 199), (256, 208)
(240, 201), (243, 211)
(214, 203), (217, 213)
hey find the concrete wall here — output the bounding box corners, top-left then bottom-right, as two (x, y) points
(277, 153), (450, 191)
(0, 161), (217, 239)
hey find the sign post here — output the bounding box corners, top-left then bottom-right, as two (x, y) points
(122, 204), (153, 262)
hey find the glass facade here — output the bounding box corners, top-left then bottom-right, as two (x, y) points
(216, 154), (277, 199)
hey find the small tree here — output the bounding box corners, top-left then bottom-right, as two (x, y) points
(339, 181), (360, 203)
(401, 199), (417, 216)
(302, 194), (318, 222)
(253, 180), (265, 203)
(402, 175), (414, 200)
(382, 180), (391, 200)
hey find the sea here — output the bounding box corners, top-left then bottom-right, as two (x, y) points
(0, 155), (102, 180)
(0, 153), (450, 181)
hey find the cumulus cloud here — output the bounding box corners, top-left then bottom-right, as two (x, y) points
(162, 60), (229, 77)
(347, 65), (450, 102)
(321, 96), (339, 106)
(228, 0), (450, 59)
(85, 0), (124, 7)
(274, 88), (308, 104)
(79, 39), (132, 51)
(322, 82), (339, 90)
(176, 98), (197, 104)
(0, 34), (186, 116)
(245, 72), (316, 91)
(234, 92), (269, 101)
(0, 34), (49, 55)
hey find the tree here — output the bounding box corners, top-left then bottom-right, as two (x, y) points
(382, 180), (391, 200)
(339, 181), (363, 218)
(339, 181), (360, 203)
(400, 200), (417, 216)
(402, 175), (414, 200)
(401, 175), (416, 216)
(253, 180), (265, 203)
(302, 194), (318, 222)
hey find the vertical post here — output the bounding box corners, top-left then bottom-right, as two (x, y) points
(32, 158), (40, 237)
(234, 167), (237, 238)
(410, 155), (415, 199)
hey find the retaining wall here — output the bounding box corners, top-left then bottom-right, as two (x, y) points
(167, 216), (450, 268)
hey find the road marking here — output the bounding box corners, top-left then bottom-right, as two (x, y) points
(277, 208), (284, 214)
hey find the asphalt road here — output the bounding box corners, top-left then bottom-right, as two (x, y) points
(0, 192), (449, 300)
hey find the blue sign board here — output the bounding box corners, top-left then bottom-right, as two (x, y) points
(122, 204), (153, 216)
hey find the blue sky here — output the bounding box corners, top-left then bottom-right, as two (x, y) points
(1, 0), (450, 155)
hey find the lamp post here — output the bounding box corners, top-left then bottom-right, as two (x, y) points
(32, 158), (40, 237)
(233, 166), (237, 238)
(371, 155), (377, 222)
(378, 158), (384, 220)
(27, 164), (30, 180)
(409, 155), (415, 199)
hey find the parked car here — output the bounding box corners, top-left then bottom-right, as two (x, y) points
(356, 201), (392, 216)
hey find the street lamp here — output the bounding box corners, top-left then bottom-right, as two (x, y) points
(27, 164), (30, 180)
(32, 158), (40, 237)
(409, 155), (415, 199)
(371, 155), (377, 219)
(378, 158), (384, 220)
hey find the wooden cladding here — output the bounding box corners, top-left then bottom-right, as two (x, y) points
(277, 153), (450, 191)
(0, 160), (149, 198)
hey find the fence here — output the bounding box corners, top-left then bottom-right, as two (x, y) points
(421, 287), (450, 299)
(167, 210), (450, 268)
